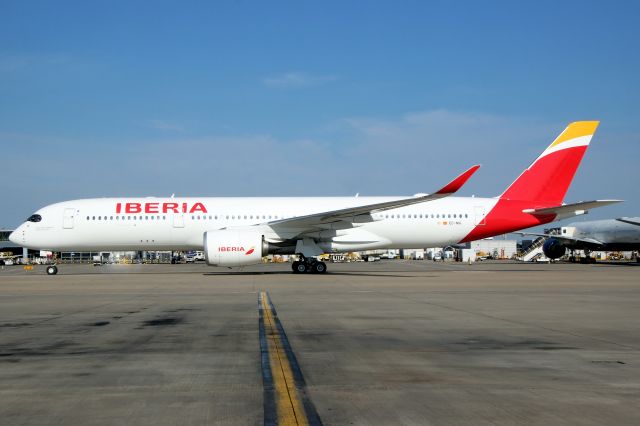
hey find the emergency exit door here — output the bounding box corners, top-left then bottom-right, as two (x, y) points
(63, 208), (75, 229)
(173, 214), (185, 228)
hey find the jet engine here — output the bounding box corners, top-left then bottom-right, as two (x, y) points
(204, 230), (269, 267)
(542, 238), (566, 260)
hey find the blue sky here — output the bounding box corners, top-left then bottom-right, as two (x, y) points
(1, 1), (639, 229)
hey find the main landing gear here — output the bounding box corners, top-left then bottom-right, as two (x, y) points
(292, 255), (327, 274)
(568, 249), (596, 264)
(46, 265), (58, 275)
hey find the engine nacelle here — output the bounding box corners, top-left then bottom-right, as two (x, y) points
(542, 238), (566, 259)
(204, 230), (267, 267)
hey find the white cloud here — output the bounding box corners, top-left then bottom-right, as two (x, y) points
(263, 72), (338, 89)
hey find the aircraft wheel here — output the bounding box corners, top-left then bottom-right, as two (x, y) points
(292, 261), (307, 274)
(312, 262), (327, 274)
(46, 265), (58, 275)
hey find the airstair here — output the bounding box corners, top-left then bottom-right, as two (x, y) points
(518, 237), (547, 262)
(517, 228), (560, 262)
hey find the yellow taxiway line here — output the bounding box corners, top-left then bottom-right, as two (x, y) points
(260, 291), (311, 425)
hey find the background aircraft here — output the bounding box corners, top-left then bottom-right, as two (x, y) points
(528, 217), (640, 262)
(10, 121), (620, 275)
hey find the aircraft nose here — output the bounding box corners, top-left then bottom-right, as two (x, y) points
(9, 226), (22, 245)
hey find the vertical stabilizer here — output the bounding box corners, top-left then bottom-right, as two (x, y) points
(500, 121), (599, 205)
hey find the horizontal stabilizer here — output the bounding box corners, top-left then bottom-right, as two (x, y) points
(522, 200), (622, 220)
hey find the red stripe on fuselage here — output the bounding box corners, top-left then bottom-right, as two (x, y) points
(459, 199), (555, 243)
(460, 146), (588, 243)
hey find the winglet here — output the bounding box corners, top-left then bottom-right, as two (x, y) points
(435, 165), (481, 195)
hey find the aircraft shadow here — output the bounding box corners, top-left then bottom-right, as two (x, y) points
(202, 271), (421, 278)
(595, 261), (640, 267)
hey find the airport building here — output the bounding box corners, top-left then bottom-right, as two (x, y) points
(463, 238), (518, 259)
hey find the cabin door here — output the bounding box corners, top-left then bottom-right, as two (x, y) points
(474, 206), (486, 226)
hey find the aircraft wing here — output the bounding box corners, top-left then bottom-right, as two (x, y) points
(517, 232), (605, 246)
(616, 217), (640, 227)
(522, 200), (623, 220)
(263, 165), (480, 238)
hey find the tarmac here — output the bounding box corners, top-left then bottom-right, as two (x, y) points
(1, 260), (639, 425)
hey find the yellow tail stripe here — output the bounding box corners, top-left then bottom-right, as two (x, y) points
(549, 121), (599, 148)
(261, 291), (309, 426)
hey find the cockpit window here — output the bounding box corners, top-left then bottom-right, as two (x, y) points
(27, 214), (42, 223)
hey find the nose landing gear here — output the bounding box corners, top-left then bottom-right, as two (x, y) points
(291, 254), (327, 274)
(46, 265), (58, 275)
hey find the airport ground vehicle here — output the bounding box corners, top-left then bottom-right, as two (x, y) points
(10, 122), (620, 275)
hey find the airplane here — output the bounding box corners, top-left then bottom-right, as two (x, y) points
(524, 217), (640, 262)
(10, 121), (622, 275)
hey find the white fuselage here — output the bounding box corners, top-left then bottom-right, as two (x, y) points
(562, 218), (640, 245)
(11, 197), (499, 252)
